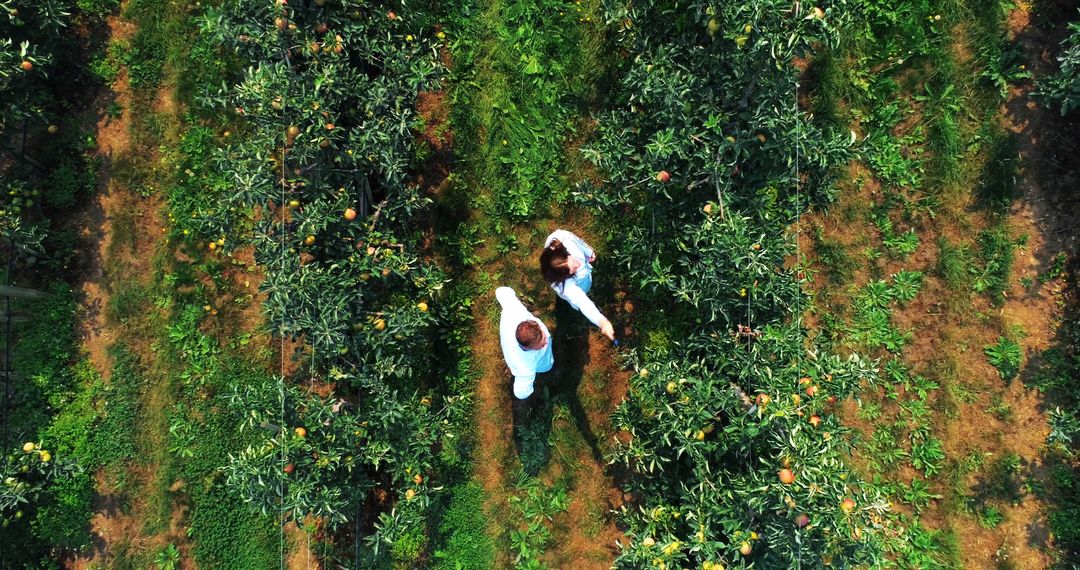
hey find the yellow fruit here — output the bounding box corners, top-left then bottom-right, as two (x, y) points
(405, 489), (416, 501)
(666, 381), (677, 394)
(417, 301), (428, 312)
(304, 235), (316, 246)
(436, 31), (446, 40)
(374, 319), (387, 331)
(739, 541), (752, 556)
(22, 442), (34, 452)
(208, 242), (217, 251)
(695, 430), (705, 441)
(643, 537), (655, 547)
(744, 24), (752, 33)
(294, 427), (307, 438)
(405, 34), (414, 41)
(39, 451), (51, 463)
(735, 36), (748, 47)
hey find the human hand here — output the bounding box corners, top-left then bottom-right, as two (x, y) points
(599, 318), (615, 341)
(588, 253), (596, 263)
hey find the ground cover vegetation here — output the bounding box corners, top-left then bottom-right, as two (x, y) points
(0, 0), (120, 565)
(800, 0), (1075, 567)
(2, 0), (1078, 568)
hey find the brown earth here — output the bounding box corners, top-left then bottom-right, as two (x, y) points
(67, 8), (170, 567)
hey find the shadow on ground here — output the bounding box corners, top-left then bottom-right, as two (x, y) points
(513, 297), (604, 475)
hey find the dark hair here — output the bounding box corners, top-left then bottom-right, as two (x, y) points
(540, 239), (572, 285)
(515, 320), (543, 348)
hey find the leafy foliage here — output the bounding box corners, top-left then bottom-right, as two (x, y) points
(433, 483), (495, 570)
(985, 336), (1022, 382)
(1037, 15), (1080, 115)
(576, 1), (897, 566)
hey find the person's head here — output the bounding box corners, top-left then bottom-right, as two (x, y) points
(515, 320), (546, 351)
(539, 240), (581, 285)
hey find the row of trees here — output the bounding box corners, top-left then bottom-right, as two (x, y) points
(579, 1), (893, 566)
(194, 1), (470, 564)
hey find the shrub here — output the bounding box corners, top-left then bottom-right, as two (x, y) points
(434, 483), (495, 570)
(1037, 16), (1080, 115)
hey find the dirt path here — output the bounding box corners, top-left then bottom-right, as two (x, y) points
(464, 218), (629, 568)
(438, 1), (629, 565)
(66, 10), (168, 567)
(988, 1), (1080, 565)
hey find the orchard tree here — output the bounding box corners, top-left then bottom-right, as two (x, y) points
(580, 0), (896, 566)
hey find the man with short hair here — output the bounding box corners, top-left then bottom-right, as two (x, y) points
(496, 287), (554, 401)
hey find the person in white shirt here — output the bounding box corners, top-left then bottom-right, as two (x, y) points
(539, 229), (616, 341)
(496, 286), (554, 401)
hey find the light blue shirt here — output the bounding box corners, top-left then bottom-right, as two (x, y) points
(496, 287), (553, 399)
(545, 229), (604, 327)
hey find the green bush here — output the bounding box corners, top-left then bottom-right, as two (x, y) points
(434, 483), (495, 570)
(1038, 16), (1080, 115)
(391, 523), (428, 568)
(985, 337), (1022, 382)
(44, 158), (92, 209)
(31, 470), (95, 549)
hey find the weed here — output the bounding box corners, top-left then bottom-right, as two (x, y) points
(985, 337), (1022, 382)
(986, 393), (1014, 422)
(972, 228), (1016, 305)
(433, 483), (495, 570)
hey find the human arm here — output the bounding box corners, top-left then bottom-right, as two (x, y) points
(511, 373), (537, 399)
(496, 286), (527, 314)
(558, 280), (614, 339)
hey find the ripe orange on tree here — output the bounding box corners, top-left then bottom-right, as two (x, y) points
(779, 468), (795, 484)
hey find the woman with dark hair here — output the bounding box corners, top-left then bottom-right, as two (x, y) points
(539, 229), (615, 341)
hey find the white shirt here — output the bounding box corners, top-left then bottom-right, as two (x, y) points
(496, 287), (553, 399)
(544, 229), (604, 327)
